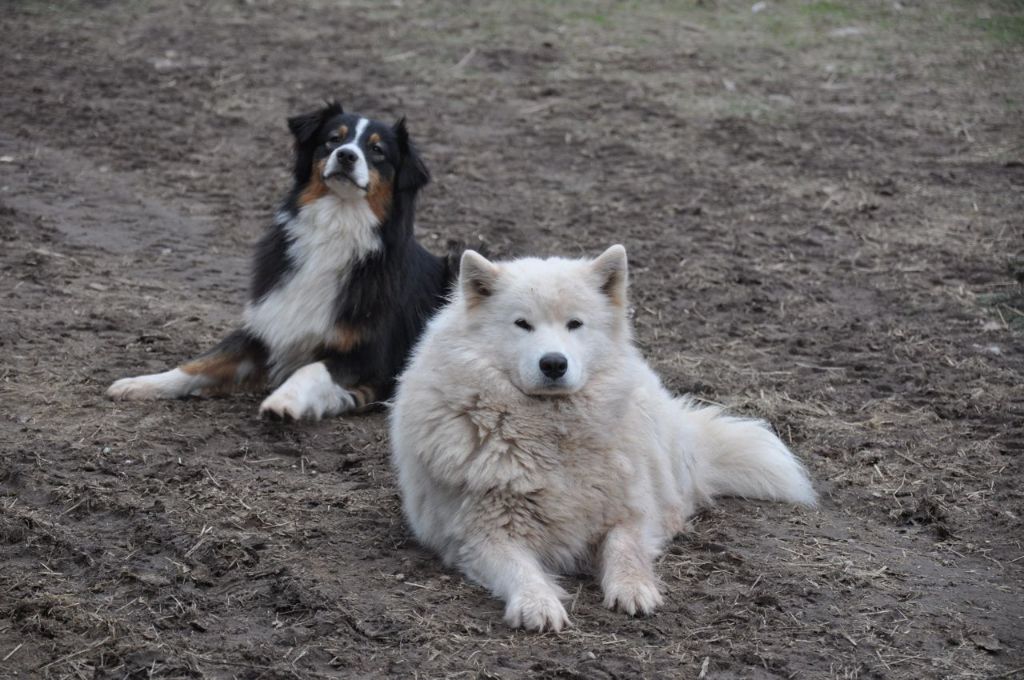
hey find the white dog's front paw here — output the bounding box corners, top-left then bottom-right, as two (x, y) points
(602, 576), (664, 616)
(504, 587), (570, 632)
(107, 369), (203, 401)
(258, 363), (353, 421)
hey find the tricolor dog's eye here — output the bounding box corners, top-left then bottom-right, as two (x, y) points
(327, 134), (341, 145)
(370, 143), (384, 156)
(514, 318), (533, 331)
(567, 319), (583, 330)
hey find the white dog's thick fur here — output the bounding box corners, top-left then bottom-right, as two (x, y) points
(389, 245), (816, 632)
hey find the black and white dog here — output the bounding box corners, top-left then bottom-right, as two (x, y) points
(108, 101), (461, 420)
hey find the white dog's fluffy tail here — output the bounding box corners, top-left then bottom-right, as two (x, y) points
(679, 399), (817, 507)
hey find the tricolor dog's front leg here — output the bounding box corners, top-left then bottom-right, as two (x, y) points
(108, 330), (267, 401)
(257, 358), (381, 421)
(258, 362), (351, 421)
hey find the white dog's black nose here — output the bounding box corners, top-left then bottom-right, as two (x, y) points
(336, 148), (358, 169)
(539, 353), (568, 379)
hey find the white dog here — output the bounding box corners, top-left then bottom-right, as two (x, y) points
(389, 245), (816, 632)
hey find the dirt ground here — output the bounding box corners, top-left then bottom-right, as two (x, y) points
(1, 0), (1022, 677)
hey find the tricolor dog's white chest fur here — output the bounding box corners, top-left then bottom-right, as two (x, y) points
(244, 196), (381, 379)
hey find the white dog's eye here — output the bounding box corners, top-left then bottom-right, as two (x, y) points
(567, 319), (583, 330)
(514, 318), (533, 331)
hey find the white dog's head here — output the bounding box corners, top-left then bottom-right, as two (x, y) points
(457, 245), (630, 397)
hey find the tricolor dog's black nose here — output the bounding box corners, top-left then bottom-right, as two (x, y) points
(539, 353), (568, 379)
(336, 148), (358, 169)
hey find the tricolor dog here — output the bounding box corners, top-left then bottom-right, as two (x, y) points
(390, 245), (816, 631)
(109, 102), (461, 420)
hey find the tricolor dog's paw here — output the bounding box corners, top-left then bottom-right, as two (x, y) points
(504, 586), (570, 633)
(107, 369), (202, 401)
(258, 363), (354, 421)
(602, 576), (664, 616)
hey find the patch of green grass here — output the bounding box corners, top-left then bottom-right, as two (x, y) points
(975, 15), (1024, 44)
(984, 0), (1024, 10)
(565, 10), (610, 25)
(799, 1), (858, 20)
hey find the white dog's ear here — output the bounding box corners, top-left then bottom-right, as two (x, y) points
(592, 244), (628, 307)
(460, 250), (500, 308)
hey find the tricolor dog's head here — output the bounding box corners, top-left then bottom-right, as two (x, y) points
(457, 245), (630, 397)
(287, 101), (429, 219)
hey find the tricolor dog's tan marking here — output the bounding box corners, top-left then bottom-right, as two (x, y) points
(298, 158), (330, 206)
(366, 169), (393, 222)
(181, 350), (263, 396)
(331, 323), (363, 353)
(347, 385), (378, 411)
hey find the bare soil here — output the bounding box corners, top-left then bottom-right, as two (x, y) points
(2, 1), (1023, 678)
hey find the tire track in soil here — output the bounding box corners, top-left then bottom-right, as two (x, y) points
(0, 132), (247, 320)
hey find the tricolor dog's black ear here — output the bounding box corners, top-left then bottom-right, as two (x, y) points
(394, 117), (430, 192)
(287, 100), (343, 145)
